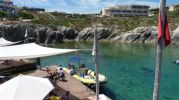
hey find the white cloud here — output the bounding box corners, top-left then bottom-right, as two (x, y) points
(80, 0), (101, 5)
(39, 0), (48, 2)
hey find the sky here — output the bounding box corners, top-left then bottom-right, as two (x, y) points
(13, 0), (179, 14)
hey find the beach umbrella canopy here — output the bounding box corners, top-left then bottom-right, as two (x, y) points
(0, 43), (78, 60)
(0, 75), (54, 100)
(0, 38), (21, 47)
(99, 94), (111, 100)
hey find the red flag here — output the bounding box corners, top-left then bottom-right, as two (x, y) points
(157, 12), (171, 47)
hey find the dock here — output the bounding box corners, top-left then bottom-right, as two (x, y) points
(28, 65), (96, 100)
(0, 60), (36, 74)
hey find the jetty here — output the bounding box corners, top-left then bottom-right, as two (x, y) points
(28, 65), (96, 100)
(0, 60), (36, 74)
(0, 43), (110, 100)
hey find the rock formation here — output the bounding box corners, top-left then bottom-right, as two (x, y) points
(0, 23), (178, 44)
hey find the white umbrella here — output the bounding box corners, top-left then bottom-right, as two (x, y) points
(0, 74), (54, 100)
(99, 94), (111, 100)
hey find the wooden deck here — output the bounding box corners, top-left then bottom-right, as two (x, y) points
(28, 65), (96, 100)
(0, 60), (36, 74)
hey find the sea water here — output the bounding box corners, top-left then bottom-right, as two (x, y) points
(41, 42), (179, 100)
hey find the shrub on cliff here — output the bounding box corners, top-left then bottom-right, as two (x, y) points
(19, 12), (34, 19)
(0, 11), (8, 17)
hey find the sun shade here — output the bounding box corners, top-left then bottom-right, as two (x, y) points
(0, 38), (21, 47)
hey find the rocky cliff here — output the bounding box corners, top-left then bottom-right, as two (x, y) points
(0, 23), (179, 44)
(0, 23), (78, 43)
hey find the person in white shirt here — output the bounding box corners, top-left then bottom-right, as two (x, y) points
(56, 67), (65, 81)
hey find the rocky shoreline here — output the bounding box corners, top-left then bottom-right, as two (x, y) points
(0, 23), (179, 44)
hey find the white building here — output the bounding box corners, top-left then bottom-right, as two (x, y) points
(169, 4), (179, 12)
(102, 5), (150, 17)
(0, 0), (15, 13)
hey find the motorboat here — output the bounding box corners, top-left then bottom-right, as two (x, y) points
(63, 65), (107, 85)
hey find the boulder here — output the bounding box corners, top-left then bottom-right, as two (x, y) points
(45, 31), (64, 44)
(115, 26), (157, 43)
(0, 23), (34, 42)
(57, 26), (78, 40)
(78, 27), (112, 41)
(37, 27), (48, 43)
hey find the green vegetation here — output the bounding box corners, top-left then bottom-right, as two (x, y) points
(1, 10), (179, 33)
(19, 12), (34, 19)
(0, 11), (8, 17)
(0, 11), (19, 20)
(32, 18), (92, 31)
(0, 11), (34, 20)
(149, 8), (159, 15)
(31, 11), (164, 32)
(167, 11), (179, 18)
(32, 16), (158, 32)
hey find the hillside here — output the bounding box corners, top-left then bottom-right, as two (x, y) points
(0, 10), (178, 34)
(31, 11), (179, 32)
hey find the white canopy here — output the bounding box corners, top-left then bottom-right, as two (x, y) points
(0, 75), (54, 100)
(0, 43), (77, 60)
(99, 94), (111, 100)
(0, 38), (20, 47)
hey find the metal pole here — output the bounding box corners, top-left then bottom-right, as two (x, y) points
(94, 28), (99, 100)
(26, 29), (29, 43)
(153, 0), (166, 100)
(153, 37), (164, 100)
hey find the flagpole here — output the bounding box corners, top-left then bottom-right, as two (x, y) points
(94, 28), (99, 100)
(153, 37), (164, 100)
(153, 0), (166, 100)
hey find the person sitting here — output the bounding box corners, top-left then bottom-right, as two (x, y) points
(67, 63), (73, 69)
(79, 64), (85, 68)
(84, 69), (88, 76)
(60, 91), (70, 100)
(69, 66), (76, 75)
(56, 67), (65, 81)
(41, 67), (55, 81)
(41, 67), (52, 76)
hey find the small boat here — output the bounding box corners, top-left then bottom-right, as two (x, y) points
(63, 66), (107, 85)
(173, 60), (179, 65)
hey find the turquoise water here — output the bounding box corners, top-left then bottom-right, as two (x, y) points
(41, 42), (179, 100)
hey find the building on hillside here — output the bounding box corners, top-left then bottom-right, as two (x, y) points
(0, 0), (15, 13)
(102, 5), (150, 17)
(169, 4), (179, 12)
(21, 6), (45, 13)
